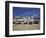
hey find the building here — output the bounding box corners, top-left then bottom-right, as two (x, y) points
(13, 16), (35, 24)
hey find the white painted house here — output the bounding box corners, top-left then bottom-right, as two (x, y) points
(13, 16), (35, 24)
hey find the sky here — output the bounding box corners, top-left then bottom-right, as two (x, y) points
(13, 7), (40, 17)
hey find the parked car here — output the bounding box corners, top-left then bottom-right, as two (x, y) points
(13, 20), (15, 24)
(34, 19), (39, 24)
(15, 21), (21, 24)
(21, 20), (27, 24)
